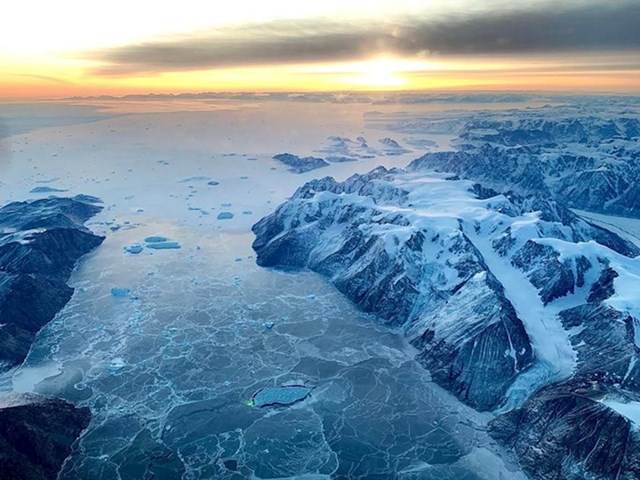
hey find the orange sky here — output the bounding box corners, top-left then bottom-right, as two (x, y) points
(1, 0), (639, 99)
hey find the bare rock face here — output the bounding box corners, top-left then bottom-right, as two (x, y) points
(252, 162), (640, 478)
(489, 381), (640, 480)
(253, 168), (536, 410)
(0, 393), (91, 480)
(0, 196), (104, 371)
(0, 196), (103, 479)
(408, 114), (640, 218)
(272, 153), (329, 173)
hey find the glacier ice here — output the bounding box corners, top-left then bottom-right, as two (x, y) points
(252, 159), (640, 479)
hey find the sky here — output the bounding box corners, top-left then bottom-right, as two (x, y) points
(1, 0), (639, 98)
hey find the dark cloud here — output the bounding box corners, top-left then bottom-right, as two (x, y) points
(89, 1), (640, 75)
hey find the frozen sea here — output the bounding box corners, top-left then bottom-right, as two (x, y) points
(0, 96), (530, 479)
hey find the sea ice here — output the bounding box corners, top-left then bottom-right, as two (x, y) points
(124, 244), (144, 254)
(179, 176), (210, 183)
(144, 236), (168, 243)
(111, 287), (131, 297)
(108, 357), (127, 372)
(146, 241), (181, 250)
(250, 385), (312, 408)
(29, 186), (68, 193)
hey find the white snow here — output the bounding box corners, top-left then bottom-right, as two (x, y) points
(0, 228), (47, 246)
(12, 361), (63, 393)
(535, 237), (640, 339)
(465, 229), (577, 408)
(0, 99), (435, 236)
(292, 168), (640, 410)
(573, 209), (640, 247)
(602, 398), (640, 426)
(379, 174), (578, 387)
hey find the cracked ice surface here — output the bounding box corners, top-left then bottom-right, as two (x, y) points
(11, 223), (521, 479)
(251, 386), (312, 408)
(0, 99), (534, 479)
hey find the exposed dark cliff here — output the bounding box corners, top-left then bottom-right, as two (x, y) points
(252, 165), (640, 479)
(0, 196), (103, 480)
(0, 393), (91, 480)
(0, 196), (104, 371)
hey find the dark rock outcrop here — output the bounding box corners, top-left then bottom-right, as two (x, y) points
(0, 393), (91, 480)
(0, 196), (102, 480)
(272, 153), (329, 173)
(0, 196), (104, 371)
(253, 162), (640, 478)
(254, 169), (540, 410)
(408, 113), (640, 218)
(561, 303), (640, 391)
(489, 381), (640, 480)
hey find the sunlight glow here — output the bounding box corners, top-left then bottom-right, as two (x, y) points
(299, 58), (437, 89)
(0, 1), (638, 97)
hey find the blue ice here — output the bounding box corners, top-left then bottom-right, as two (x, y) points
(111, 287), (131, 297)
(124, 244), (144, 254)
(30, 186), (69, 193)
(146, 241), (181, 250)
(144, 236), (168, 243)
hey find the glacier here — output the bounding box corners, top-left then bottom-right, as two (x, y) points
(252, 163), (640, 479)
(405, 107), (640, 218)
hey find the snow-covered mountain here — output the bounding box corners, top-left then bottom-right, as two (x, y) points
(0, 196), (104, 370)
(410, 111), (640, 218)
(0, 196), (103, 479)
(252, 166), (640, 479)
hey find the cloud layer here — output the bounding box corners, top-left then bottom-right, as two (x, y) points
(89, 1), (640, 75)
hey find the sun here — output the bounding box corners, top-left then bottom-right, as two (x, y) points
(348, 59), (409, 88)
(302, 57), (436, 90)
(352, 59), (408, 88)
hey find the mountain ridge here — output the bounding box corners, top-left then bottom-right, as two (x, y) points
(252, 165), (640, 479)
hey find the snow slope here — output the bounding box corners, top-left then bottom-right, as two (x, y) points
(253, 164), (640, 478)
